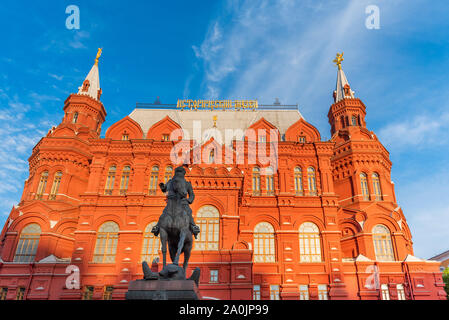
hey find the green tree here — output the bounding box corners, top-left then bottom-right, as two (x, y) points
(443, 267), (449, 298)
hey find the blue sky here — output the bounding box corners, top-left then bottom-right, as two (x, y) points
(0, 0), (448, 258)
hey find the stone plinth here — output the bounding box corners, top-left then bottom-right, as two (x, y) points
(125, 279), (201, 300)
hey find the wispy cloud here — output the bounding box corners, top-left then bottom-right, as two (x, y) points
(191, 0), (368, 101)
(378, 111), (449, 151)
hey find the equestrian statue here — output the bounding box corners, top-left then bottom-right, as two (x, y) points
(141, 166), (201, 281)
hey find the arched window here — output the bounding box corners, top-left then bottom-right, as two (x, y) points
(72, 112), (79, 124)
(307, 167), (317, 196)
(372, 173), (382, 201)
(119, 166), (131, 195)
(294, 167), (303, 195)
(35, 171), (49, 200)
(351, 115), (358, 126)
(397, 284), (406, 300)
(299, 222), (322, 262)
(49, 171), (63, 200)
(252, 167), (261, 195)
(372, 224), (395, 261)
(253, 222), (275, 263)
(13, 224), (41, 262)
(194, 206), (220, 250)
(265, 167), (274, 195)
(149, 166), (159, 195)
(104, 166), (116, 195)
(340, 116), (345, 128)
(164, 166), (173, 183)
(93, 222), (119, 263)
(141, 222), (160, 263)
(381, 284), (390, 300)
(360, 173), (370, 200)
(122, 133), (129, 141)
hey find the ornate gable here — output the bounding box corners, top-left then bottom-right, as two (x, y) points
(105, 116), (144, 140)
(146, 116), (182, 140)
(285, 118), (321, 143)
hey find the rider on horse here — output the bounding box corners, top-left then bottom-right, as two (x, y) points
(151, 166), (201, 239)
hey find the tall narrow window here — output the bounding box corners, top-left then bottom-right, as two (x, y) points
(122, 134), (129, 141)
(103, 286), (114, 300)
(307, 167), (317, 196)
(351, 115), (358, 126)
(318, 284), (328, 300)
(360, 173), (370, 200)
(372, 173), (382, 201)
(265, 167), (274, 195)
(194, 206), (219, 250)
(15, 287), (25, 300)
(372, 224), (395, 261)
(299, 222), (322, 262)
(93, 222), (119, 263)
(149, 166), (159, 195)
(35, 171), (49, 200)
(162, 134), (170, 142)
(253, 285), (261, 300)
(299, 285), (309, 300)
(253, 222), (275, 263)
(270, 285), (280, 300)
(13, 223), (41, 263)
(381, 284), (390, 300)
(164, 166), (173, 183)
(298, 136), (306, 143)
(119, 166), (131, 195)
(72, 112), (79, 124)
(82, 286), (94, 300)
(397, 284), (406, 300)
(294, 167), (303, 195)
(104, 166), (116, 195)
(141, 222), (160, 263)
(207, 149), (215, 163)
(49, 171), (62, 200)
(252, 167), (261, 196)
(0, 287), (8, 300)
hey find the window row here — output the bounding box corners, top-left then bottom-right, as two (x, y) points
(35, 171), (63, 200)
(104, 165), (173, 195)
(253, 284), (328, 300)
(0, 287), (25, 300)
(252, 166), (318, 196)
(360, 172), (383, 201)
(12, 220), (395, 263)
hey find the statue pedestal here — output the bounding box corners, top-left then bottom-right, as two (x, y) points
(126, 279), (201, 300)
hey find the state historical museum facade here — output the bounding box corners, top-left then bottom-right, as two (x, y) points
(0, 52), (446, 300)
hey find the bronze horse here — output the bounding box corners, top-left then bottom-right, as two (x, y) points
(157, 168), (194, 271)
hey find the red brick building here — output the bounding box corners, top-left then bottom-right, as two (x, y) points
(0, 51), (446, 300)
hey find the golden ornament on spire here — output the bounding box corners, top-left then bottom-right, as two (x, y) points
(95, 48), (103, 66)
(333, 52), (344, 70)
(213, 115), (218, 127)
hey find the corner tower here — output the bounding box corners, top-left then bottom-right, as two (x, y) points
(54, 48), (107, 139)
(328, 53), (414, 263)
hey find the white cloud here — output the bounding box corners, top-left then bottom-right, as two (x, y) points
(191, 0), (370, 101)
(378, 111), (449, 151)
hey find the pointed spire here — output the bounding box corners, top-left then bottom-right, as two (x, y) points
(333, 52), (355, 103)
(78, 48), (102, 101)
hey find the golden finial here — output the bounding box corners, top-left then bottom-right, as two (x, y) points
(333, 52), (344, 70)
(213, 115), (218, 128)
(95, 48), (103, 66)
